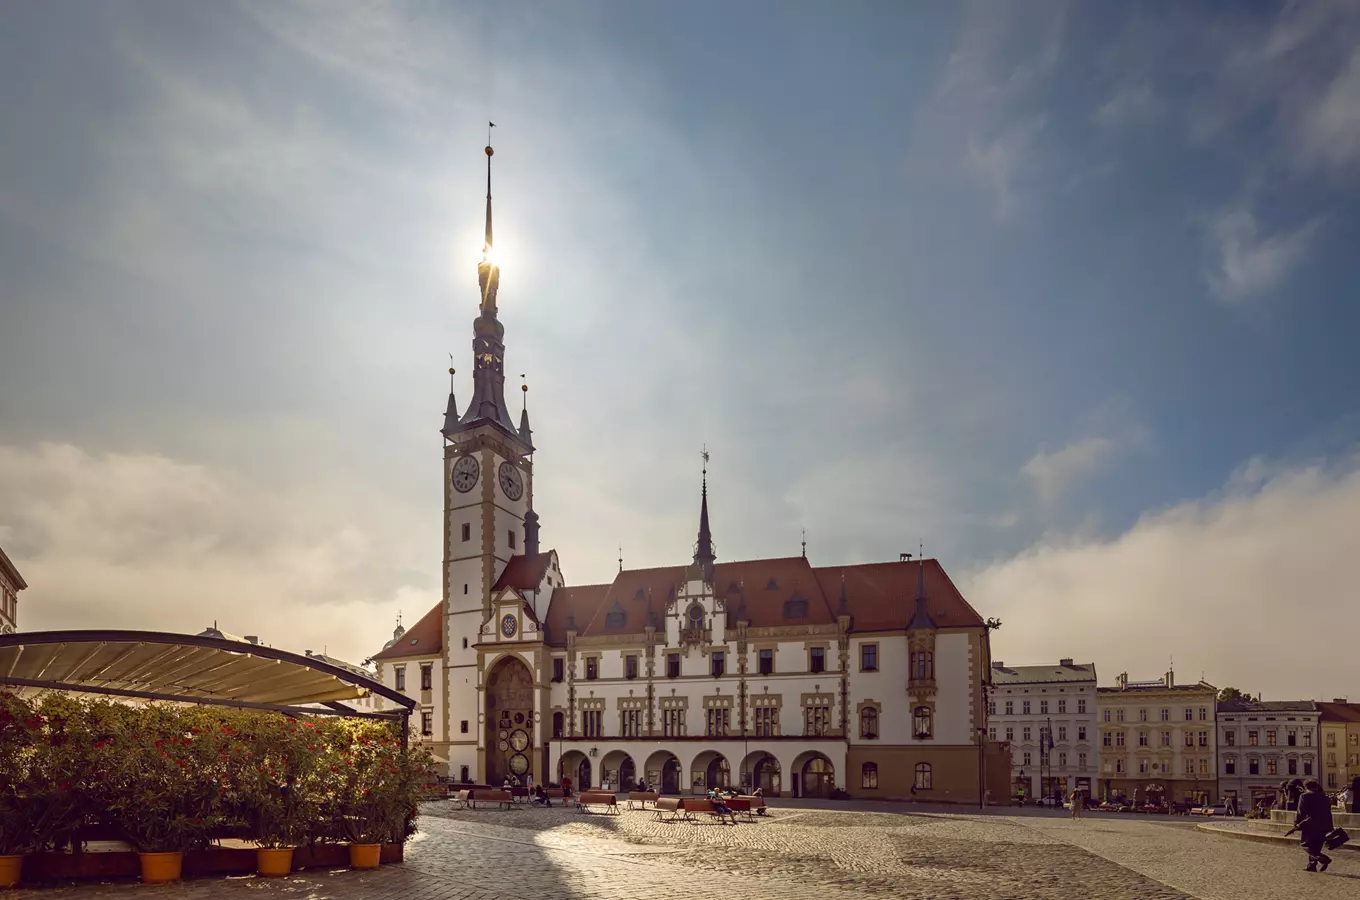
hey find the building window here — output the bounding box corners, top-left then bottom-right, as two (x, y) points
(1327, 733), (1336, 747)
(662, 708), (686, 737)
(1058, 725), (1067, 741)
(552, 658), (564, 682)
(804, 704), (832, 737)
(1287, 728), (1297, 747)
(1224, 730), (1235, 746)
(913, 651), (934, 681)
(862, 762), (879, 789)
(810, 647), (825, 673)
(1198, 731), (1208, 747)
(1199, 707), (1207, 720)
(1266, 757), (1278, 776)
(711, 652), (726, 677)
(1005, 701), (1014, 715)
(759, 649), (774, 675)
(460, 720), (469, 734)
(1249, 757), (1260, 775)
(988, 701), (997, 716)
(861, 644), (878, 671)
(1303, 730), (1312, 747)
(420, 664), (433, 691)
(706, 707), (731, 737)
(1139, 709), (1148, 722)
(1022, 700), (1031, 716)
(421, 712), (432, 736)
(989, 727), (997, 741)
(508, 530), (516, 549)
(1057, 699), (1067, 713)
(625, 655), (638, 680)
(461, 523), (470, 542)
(667, 653), (680, 678)
(1185, 708), (1194, 721)
(1116, 731), (1125, 747)
(1160, 708), (1169, 722)
(1266, 730), (1277, 746)
(395, 667), (406, 692)
(687, 604), (705, 629)
(463, 636), (468, 647)
(621, 709), (642, 737)
(1005, 726), (1014, 741)
(1184, 759), (1194, 775)
(1077, 698), (1087, 714)
(1248, 730), (1259, 746)
(1078, 726), (1087, 741)
(1102, 732), (1112, 747)
(1138, 731), (1148, 747)
(1116, 709), (1124, 722)
(1040, 700), (1049, 714)
(783, 597), (809, 618)
(861, 707), (879, 739)
(582, 710), (603, 738)
(914, 762), (932, 790)
(585, 657), (599, 680)
(914, 706), (933, 739)
(754, 706), (779, 736)
(1103, 709), (1110, 722)
(1225, 756), (1236, 775)
(1078, 752), (1087, 768)
(1328, 773), (1337, 788)
(553, 712), (564, 738)
(1185, 731), (1194, 748)
(1287, 758), (1297, 776)
(1303, 758), (1313, 776)
(1023, 727), (1032, 741)
(1161, 731), (1171, 747)
(1327, 752), (1337, 767)
(1059, 751), (1067, 767)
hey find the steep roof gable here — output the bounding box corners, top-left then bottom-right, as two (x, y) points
(371, 603), (442, 660)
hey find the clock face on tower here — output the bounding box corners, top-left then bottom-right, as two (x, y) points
(452, 455), (480, 493)
(498, 461), (524, 501)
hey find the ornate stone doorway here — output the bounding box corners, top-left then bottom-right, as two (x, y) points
(485, 655), (534, 786)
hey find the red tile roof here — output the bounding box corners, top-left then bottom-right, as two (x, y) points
(493, 551), (555, 592)
(371, 603), (442, 661)
(812, 559), (982, 631)
(544, 583), (611, 636)
(1318, 702), (1360, 723)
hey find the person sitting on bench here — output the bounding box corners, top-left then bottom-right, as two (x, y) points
(706, 788), (738, 825)
(532, 784), (551, 807)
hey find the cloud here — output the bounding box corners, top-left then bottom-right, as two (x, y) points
(0, 443), (431, 664)
(1093, 82), (1159, 129)
(1021, 436), (1118, 505)
(1205, 205), (1323, 303)
(967, 450), (1360, 700)
(967, 114), (1048, 221)
(1296, 46), (1360, 174)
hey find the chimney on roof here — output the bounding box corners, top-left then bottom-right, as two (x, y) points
(900, 553), (912, 562)
(245, 636), (259, 645)
(1060, 658), (1073, 667)
(1334, 698), (1349, 704)
(1164, 669), (1175, 688)
(1116, 672), (1128, 690)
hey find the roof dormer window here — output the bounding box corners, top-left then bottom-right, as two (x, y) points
(605, 601), (626, 629)
(783, 597), (809, 619)
(766, 578), (778, 590)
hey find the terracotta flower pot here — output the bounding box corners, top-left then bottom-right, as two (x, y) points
(138, 851), (183, 884)
(348, 843), (381, 869)
(0, 854), (24, 889)
(256, 847), (295, 877)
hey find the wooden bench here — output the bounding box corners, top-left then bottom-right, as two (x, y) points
(626, 790), (660, 810)
(726, 796), (767, 819)
(680, 798), (736, 825)
(653, 796), (689, 822)
(452, 789), (474, 809)
(575, 790), (619, 815)
(469, 789), (514, 811)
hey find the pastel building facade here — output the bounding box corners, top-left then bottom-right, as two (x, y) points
(988, 660), (1098, 800)
(1096, 671), (1217, 805)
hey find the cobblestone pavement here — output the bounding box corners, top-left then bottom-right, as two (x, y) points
(12, 803), (1358, 899)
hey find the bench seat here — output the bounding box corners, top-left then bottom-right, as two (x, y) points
(469, 789), (514, 810)
(576, 790), (620, 815)
(626, 791), (660, 809)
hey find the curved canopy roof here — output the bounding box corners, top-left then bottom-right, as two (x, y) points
(0, 630), (414, 720)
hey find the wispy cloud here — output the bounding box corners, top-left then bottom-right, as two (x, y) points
(1295, 46), (1360, 174)
(1205, 205), (1324, 303)
(968, 450), (1360, 699)
(967, 114), (1048, 221)
(1022, 436), (1118, 506)
(1093, 82), (1159, 129)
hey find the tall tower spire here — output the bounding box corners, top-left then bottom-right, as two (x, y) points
(445, 130), (524, 444)
(693, 446), (715, 581)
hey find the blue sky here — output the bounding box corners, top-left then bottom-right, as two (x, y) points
(1, 1), (1358, 697)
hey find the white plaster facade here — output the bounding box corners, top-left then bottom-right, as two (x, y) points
(988, 660), (1098, 801)
(0, 545), (25, 635)
(1216, 699), (1320, 808)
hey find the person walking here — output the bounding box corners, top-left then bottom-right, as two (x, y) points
(1350, 775), (1360, 814)
(1296, 780), (1335, 872)
(1069, 788), (1083, 819)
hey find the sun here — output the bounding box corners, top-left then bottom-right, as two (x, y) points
(482, 243), (504, 268)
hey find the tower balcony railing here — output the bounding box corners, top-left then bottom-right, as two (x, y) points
(680, 626), (710, 646)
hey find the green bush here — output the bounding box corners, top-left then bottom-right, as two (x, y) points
(0, 691), (433, 855)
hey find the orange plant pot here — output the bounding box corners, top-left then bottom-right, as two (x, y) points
(138, 851), (183, 884)
(256, 847), (295, 877)
(0, 854), (24, 889)
(348, 843), (381, 869)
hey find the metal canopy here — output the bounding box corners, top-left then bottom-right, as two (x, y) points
(0, 630), (415, 722)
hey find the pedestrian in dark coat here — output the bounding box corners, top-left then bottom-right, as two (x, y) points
(1287, 778), (1305, 811)
(1296, 780), (1335, 872)
(1351, 775), (1360, 814)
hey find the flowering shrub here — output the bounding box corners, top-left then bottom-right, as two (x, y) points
(0, 692), (433, 855)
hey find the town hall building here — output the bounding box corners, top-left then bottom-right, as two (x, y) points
(371, 142), (1009, 802)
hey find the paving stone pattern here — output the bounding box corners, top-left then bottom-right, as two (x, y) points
(12, 803), (1358, 900)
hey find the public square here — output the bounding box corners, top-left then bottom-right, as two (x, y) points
(12, 801), (1357, 900)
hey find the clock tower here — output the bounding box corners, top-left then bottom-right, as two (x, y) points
(439, 140), (537, 772)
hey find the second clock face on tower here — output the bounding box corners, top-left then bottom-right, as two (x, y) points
(498, 461), (524, 501)
(452, 455), (480, 493)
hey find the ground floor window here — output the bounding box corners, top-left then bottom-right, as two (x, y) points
(914, 762), (932, 790)
(861, 762), (878, 789)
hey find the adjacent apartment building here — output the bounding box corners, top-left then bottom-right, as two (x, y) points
(1319, 700), (1360, 792)
(0, 544), (25, 635)
(1216, 698), (1320, 809)
(989, 660), (1098, 801)
(1097, 671), (1217, 805)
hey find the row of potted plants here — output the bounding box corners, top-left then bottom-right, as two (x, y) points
(0, 691), (433, 886)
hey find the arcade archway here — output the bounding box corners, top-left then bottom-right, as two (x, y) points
(644, 750), (682, 794)
(600, 750), (637, 791)
(740, 750), (781, 795)
(792, 751), (836, 799)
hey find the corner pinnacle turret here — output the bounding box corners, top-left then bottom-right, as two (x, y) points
(693, 446), (715, 582)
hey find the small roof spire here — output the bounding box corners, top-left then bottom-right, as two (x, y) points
(838, 572), (849, 615)
(483, 123), (495, 253)
(693, 445), (715, 580)
(618, 546), (623, 573)
(441, 362), (460, 438)
(518, 374), (533, 448)
(801, 527), (807, 559)
(908, 557), (937, 630)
